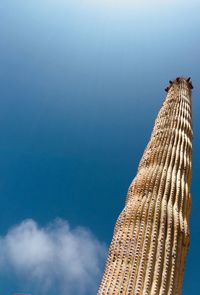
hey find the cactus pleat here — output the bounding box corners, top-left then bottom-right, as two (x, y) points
(98, 77), (193, 295)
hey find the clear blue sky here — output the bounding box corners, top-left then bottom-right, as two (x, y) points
(0, 1), (199, 294)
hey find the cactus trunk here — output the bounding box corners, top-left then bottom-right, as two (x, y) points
(98, 77), (193, 295)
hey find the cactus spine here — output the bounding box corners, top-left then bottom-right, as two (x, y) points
(98, 77), (193, 295)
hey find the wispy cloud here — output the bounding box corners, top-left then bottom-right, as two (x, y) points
(0, 219), (107, 295)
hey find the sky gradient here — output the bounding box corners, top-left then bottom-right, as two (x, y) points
(0, 1), (200, 294)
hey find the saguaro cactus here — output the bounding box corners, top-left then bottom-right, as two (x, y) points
(98, 77), (193, 295)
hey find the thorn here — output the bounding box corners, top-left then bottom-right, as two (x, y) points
(165, 87), (169, 92)
(169, 80), (173, 84)
(189, 82), (194, 89)
(187, 77), (191, 82)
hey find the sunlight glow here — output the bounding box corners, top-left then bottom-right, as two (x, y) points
(82, 0), (182, 9)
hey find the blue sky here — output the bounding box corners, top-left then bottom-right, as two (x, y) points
(0, 0), (200, 294)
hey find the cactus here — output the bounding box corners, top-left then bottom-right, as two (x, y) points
(98, 77), (193, 295)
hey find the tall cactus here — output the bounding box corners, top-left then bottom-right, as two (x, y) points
(98, 77), (193, 295)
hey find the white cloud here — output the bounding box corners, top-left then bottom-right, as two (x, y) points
(0, 219), (107, 295)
